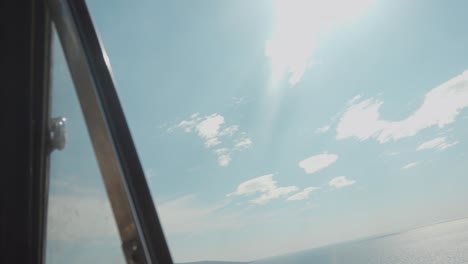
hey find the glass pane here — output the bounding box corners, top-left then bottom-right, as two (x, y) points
(85, 0), (468, 263)
(46, 28), (125, 264)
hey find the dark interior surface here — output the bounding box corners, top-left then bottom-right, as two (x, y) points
(0, 0), (50, 263)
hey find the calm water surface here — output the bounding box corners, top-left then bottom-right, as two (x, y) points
(252, 218), (468, 264)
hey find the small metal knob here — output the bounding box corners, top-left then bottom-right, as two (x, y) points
(49, 117), (67, 151)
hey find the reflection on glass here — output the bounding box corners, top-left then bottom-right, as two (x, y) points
(84, 0), (468, 263)
(46, 28), (125, 264)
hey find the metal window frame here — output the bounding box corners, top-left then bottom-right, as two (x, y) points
(1, 0), (173, 263)
(47, 0), (173, 263)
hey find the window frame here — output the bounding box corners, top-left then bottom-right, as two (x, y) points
(0, 0), (173, 263)
(47, 0), (173, 263)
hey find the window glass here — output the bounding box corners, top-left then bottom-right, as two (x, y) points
(46, 28), (125, 264)
(85, 0), (468, 263)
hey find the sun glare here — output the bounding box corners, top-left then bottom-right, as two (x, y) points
(266, 0), (373, 86)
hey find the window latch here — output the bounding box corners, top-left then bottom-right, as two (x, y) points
(49, 117), (67, 151)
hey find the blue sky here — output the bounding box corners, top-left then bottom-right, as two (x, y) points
(47, 0), (468, 263)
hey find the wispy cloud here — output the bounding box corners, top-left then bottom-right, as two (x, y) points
(217, 154), (232, 167)
(234, 137), (253, 150)
(176, 113), (225, 147)
(417, 137), (459, 151)
(348, 95), (363, 105)
(231, 96), (246, 106)
(287, 186), (320, 201)
(402, 162), (418, 170)
(171, 113), (252, 166)
(227, 174), (298, 204)
(298, 153), (338, 174)
(157, 195), (245, 235)
(329, 176), (356, 188)
(336, 70), (468, 142)
(315, 125), (331, 134)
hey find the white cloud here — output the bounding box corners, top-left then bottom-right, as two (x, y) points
(214, 148), (229, 154)
(227, 174), (298, 204)
(213, 136), (252, 166)
(196, 114), (224, 140)
(173, 113), (252, 166)
(337, 70), (468, 142)
(175, 112), (202, 133)
(402, 162), (418, 170)
(417, 137), (459, 151)
(176, 113), (225, 147)
(298, 153), (338, 174)
(336, 99), (389, 141)
(329, 176), (356, 188)
(205, 137), (221, 148)
(266, 0), (373, 86)
(287, 186), (320, 201)
(316, 125), (330, 133)
(348, 95), (363, 105)
(217, 154), (232, 167)
(220, 125), (239, 137)
(235, 137), (253, 150)
(228, 175), (276, 196)
(251, 186), (299, 204)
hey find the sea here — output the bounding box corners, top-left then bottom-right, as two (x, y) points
(251, 218), (468, 264)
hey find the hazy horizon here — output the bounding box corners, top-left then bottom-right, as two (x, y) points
(179, 216), (468, 263)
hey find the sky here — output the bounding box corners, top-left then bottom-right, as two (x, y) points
(47, 0), (468, 263)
